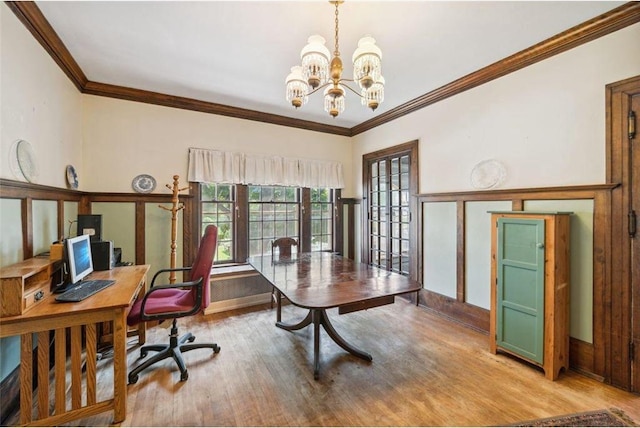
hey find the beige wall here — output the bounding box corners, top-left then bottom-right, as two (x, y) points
(0, 3), (84, 188)
(81, 96), (353, 195)
(1, 3), (85, 380)
(351, 23), (640, 195)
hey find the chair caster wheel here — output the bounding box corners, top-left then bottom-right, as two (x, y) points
(214, 345), (221, 353)
(140, 351), (148, 359)
(188, 336), (195, 343)
(180, 371), (189, 382)
(129, 374), (138, 384)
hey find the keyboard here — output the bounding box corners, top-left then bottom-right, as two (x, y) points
(55, 279), (115, 302)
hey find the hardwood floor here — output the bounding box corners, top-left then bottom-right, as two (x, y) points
(34, 300), (640, 426)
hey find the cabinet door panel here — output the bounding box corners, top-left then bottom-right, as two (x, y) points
(497, 218), (545, 364)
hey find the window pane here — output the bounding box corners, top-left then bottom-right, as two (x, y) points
(275, 222), (286, 237)
(200, 183), (235, 262)
(285, 187), (297, 202)
(400, 155), (410, 173)
(249, 222), (261, 239)
(247, 185), (301, 256)
(275, 204), (287, 220)
(262, 187), (274, 202)
(391, 157), (399, 174)
(217, 185), (231, 201)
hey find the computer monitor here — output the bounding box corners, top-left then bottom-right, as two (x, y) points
(66, 234), (94, 284)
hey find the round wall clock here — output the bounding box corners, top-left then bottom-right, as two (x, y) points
(132, 174), (157, 193)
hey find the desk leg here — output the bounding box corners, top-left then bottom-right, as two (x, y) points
(112, 309), (127, 424)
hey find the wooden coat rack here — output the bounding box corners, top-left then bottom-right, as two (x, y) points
(159, 175), (188, 284)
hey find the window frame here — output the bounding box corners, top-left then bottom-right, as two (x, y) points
(197, 183), (341, 264)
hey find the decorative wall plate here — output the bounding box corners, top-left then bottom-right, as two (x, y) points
(132, 174), (156, 193)
(470, 159), (506, 189)
(9, 140), (38, 183)
(66, 165), (79, 189)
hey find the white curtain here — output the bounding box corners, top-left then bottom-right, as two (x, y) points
(188, 148), (344, 188)
(187, 148), (244, 184)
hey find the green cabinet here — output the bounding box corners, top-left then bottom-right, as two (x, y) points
(490, 212), (571, 380)
(496, 217), (546, 364)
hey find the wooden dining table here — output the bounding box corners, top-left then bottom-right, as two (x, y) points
(248, 252), (421, 379)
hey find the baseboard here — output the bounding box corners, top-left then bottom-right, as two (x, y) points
(416, 288), (490, 333)
(205, 292), (272, 314)
(569, 337), (600, 379)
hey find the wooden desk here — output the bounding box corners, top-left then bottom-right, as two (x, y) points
(0, 265), (149, 426)
(249, 253), (421, 379)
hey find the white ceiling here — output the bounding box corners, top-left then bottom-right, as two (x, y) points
(35, 1), (624, 128)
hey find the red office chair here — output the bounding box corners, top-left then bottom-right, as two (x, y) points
(126, 225), (219, 383)
(270, 237), (298, 322)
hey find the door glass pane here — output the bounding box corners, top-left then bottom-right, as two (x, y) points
(366, 147), (414, 275)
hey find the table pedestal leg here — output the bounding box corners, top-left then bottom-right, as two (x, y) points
(276, 308), (372, 379)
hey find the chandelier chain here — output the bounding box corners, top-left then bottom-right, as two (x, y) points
(334, 2), (340, 57)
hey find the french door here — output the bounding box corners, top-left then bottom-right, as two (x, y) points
(362, 141), (418, 281)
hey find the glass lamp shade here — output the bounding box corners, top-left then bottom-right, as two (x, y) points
(323, 84), (345, 118)
(300, 35), (330, 89)
(285, 66), (309, 109)
(361, 75), (385, 111)
(352, 36), (382, 90)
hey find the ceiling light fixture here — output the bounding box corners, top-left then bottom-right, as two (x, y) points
(285, 0), (384, 118)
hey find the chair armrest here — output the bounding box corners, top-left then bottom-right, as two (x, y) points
(150, 266), (192, 287)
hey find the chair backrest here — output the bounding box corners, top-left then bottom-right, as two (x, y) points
(272, 237), (298, 258)
(189, 225), (218, 311)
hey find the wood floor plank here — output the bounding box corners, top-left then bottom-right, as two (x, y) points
(34, 300), (639, 427)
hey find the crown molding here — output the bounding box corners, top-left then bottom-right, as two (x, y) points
(352, 2), (640, 135)
(6, 1), (640, 137)
(5, 1), (87, 91)
(83, 81), (352, 136)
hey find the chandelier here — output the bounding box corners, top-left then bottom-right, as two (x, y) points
(285, 0), (384, 118)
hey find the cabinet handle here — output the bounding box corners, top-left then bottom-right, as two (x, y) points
(34, 290), (44, 301)
(536, 243), (545, 249)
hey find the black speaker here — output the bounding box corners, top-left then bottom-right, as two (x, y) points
(77, 214), (102, 241)
(91, 241), (114, 271)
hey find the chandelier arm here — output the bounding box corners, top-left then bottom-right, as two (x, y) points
(340, 82), (365, 98)
(306, 81), (333, 96)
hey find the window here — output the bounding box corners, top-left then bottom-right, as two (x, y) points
(248, 186), (299, 257)
(311, 188), (334, 252)
(201, 183), (234, 262)
(199, 184), (339, 262)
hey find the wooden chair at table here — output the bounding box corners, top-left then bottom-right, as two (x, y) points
(271, 237), (299, 322)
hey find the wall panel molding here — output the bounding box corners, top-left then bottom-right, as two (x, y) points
(416, 183), (620, 381)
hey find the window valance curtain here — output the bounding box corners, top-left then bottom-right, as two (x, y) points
(188, 148), (344, 189)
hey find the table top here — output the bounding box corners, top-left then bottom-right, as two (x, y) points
(248, 253), (420, 310)
(0, 265), (150, 326)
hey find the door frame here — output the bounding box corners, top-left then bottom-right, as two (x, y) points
(362, 140), (419, 281)
(605, 74), (640, 391)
